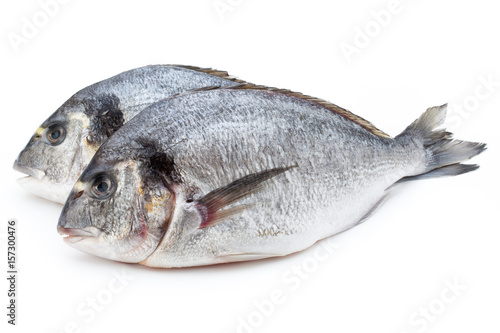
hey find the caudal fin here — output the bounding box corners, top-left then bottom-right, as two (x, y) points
(395, 104), (486, 181)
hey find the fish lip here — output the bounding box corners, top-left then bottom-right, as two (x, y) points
(13, 161), (46, 181)
(57, 226), (100, 244)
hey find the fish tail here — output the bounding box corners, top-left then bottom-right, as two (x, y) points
(395, 104), (486, 182)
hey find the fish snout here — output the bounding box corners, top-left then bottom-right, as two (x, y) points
(13, 159), (46, 181)
(57, 225), (100, 244)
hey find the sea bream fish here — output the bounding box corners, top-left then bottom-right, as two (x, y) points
(57, 85), (486, 268)
(13, 65), (244, 203)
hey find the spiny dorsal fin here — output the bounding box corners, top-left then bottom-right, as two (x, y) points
(170, 65), (247, 85)
(168, 65), (390, 138)
(223, 83), (392, 139)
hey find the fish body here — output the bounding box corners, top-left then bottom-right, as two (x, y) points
(13, 65), (243, 203)
(57, 86), (486, 267)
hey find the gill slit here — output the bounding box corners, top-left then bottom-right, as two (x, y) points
(140, 177), (176, 262)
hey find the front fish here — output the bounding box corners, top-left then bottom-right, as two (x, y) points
(57, 86), (486, 267)
(13, 65), (244, 203)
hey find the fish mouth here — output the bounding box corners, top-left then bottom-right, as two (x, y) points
(13, 161), (46, 181)
(57, 226), (100, 244)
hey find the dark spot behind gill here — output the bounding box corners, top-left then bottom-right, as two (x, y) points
(136, 138), (184, 186)
(83, 94), (124, 145)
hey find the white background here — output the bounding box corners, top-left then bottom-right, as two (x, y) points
(1, 0), (499, 332)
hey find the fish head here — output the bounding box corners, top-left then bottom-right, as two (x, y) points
(14, 94), (124, 204)
(13, 101), (96, 203)
(57, 155), (174, 263)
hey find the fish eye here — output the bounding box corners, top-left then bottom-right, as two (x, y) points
(91, 174), (115, 199)
(46, 123), (66, 145)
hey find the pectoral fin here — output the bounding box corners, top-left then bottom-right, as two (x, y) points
(197, 165), (297, 229)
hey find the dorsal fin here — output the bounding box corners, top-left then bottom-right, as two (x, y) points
(223, 83), (392, 139)
(170, 65), (247, 85)
(167, 65), (391, 138)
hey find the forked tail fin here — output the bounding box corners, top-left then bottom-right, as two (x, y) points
(395, 104), (486, 182)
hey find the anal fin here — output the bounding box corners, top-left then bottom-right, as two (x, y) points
(355, 192), (391, 226)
